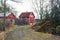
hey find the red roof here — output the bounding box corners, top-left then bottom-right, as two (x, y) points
(19, 12), (35, 18)
(0, 13), (16, 19)
(7, 13), (16, 19)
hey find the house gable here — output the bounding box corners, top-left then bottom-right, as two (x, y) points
(19, 12), (35, 18)
(0, 13), (16, 20)
(7, 13), (16, 19)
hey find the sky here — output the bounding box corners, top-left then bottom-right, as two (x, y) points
(6, 0), (34, 18)
(6, 0), (50, 19)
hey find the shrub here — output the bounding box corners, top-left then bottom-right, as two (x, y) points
(32, 18), (60, 35)
(56, 26), (60, 35)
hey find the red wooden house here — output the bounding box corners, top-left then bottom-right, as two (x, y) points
(19, 12), (35, 24)
(0, 13), (16, 24)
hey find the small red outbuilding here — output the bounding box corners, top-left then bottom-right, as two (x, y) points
(7, 13), (16, 24)
(0, 13), (16, 24)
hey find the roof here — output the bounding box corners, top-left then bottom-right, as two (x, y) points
(8, 13), (15, 17)
(19, 12), (35, 18)
(7, 13), (16, 19)
(0, 12), (16, 18)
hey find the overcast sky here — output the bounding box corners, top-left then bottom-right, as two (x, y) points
(6, 0), (50, 19)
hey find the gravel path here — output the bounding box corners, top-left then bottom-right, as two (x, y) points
(5, 25), (60, 40)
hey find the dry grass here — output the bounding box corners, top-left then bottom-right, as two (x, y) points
(33, 32), (52, 38)
(5, 25), (15, 33)
(0, 32), (5, 40)
(0, 25), (16, 40)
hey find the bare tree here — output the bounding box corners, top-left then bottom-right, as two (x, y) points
(32, 0), (40, 19)
(45, 5), (49, 19)
(32, 0), (44, 20)
(50, 0), (60, 20)
(0, 0), (11, 13)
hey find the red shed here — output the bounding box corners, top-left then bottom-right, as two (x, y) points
(19, 12), (35, 24)
(0, 13), (16, 24)
(7, 13), (16, 24)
